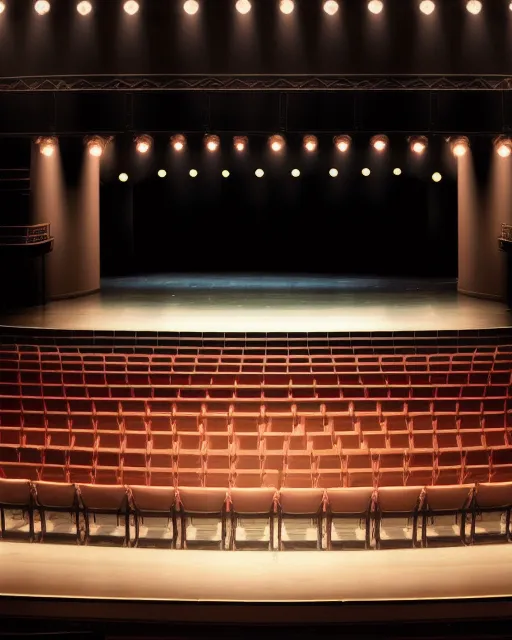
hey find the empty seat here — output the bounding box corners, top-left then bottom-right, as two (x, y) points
(0, 478), (34, 541)
(78, 484), (130, 546)
(375, 450), (406, 487)
(422, 485), (473, 547)
(375, 486), (424, 549)
(129, 485), (177, 547)
(229, 487), (277, 550)
(33, 481), (80, 542)
(471, 481), (512, 543)
(277, 488), (325, 550)
(325, 487), (374, 549)
(176, 487), (228, 549)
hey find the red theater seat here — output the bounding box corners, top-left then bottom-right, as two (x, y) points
(0, 477), (34, 541)
(229, 487), (277, 550)
(422, 484), (474, 547)
(176, 487), (228, 549)
(129, 485), (177, 547)
(33, 481), (80, 542)
(374, 485), (424, 548)
(78, 483), (130, 546)
(277, 488), (325, 550)
(325, 487), (374, 549)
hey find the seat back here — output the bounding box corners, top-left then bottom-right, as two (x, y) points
(475, 482), (512, 509)
(278, 488), (325, 515)
(0, 477), (32, 506)
(177, 487), (227, 513)
(424, 485), (473, 511)
(130, 485), (176, 512)
(377, 486), (423, 514)
(230, 488), (276, 514)
(78, 484), (128, 511)
(34, 481), (77, 509)
(326, 487), (374, 514)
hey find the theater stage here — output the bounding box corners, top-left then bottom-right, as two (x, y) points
(0, 275), (510, 333)
(1, 542), (512, 624)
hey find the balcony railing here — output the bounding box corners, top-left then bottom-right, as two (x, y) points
(500, 224), (512, 243)
(0, 223), (52, 246)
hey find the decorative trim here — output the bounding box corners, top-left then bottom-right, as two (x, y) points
(0, 75), (512, 92)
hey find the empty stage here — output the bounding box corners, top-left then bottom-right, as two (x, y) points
(0, 275), (510, 333)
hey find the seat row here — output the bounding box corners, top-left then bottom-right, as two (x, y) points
(0, 479), (511, 549)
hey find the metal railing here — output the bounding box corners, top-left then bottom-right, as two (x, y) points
(501, 224), (512, 243)
(0, 223), (51, 245)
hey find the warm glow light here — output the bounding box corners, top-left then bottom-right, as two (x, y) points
(432, 172), (442, 182)
(329, 168), (338, 177)
(269, 135), (285, 152)
(255, 168), (264, 178)
(189, 169), (198, 178)
(419, 0), (435, 15)
(0, 2), (6, 14)
(236, 0), (251, 13)
(368, 0), (383, 14)
(184, 0), (199, 14)
(123, 0), (139, 15)
(222, 170), (230, 178)
(303, 135), (318, 153)
(170, 134), (186, 152)
(510, 1), (512, 11)
(279, 0), (294, 14)
(291, 169), (300, 177)
(451, 137), (469, 158)
(233, 136), (248, 152)
(362, 168), (371, 176)
(466, 0), (482, 14)
(205, 134), (220, 152)
(89, 143), (102, 157)
(495, 137), (512, 158)
(410, 136), (428, 155)
(334, 135), (351, 153)
(393, 168), (402, 176)
(85, 136), (106, 158)
(498, 145), (512, 158)
(34, 1), (50, 15)
(158, 169), (167, 178)
(38, 137), (57, 157)
(371, 135), (388, 152)
(323, 0), (339, 15)
(412, 142), (426, 154)
(77, 1), (92, 15)
(135, 135), (153, 154)
(119, 173), (129, 182)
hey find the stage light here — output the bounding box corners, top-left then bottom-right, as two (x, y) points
(466, 0), (482, 14)
(184, 0), (199, 14)
(170, 134), (186, 152)
(495, 136), (512, 158)
(189, 169), (198, 178)
(34, 1), (50, 15)
(451, 136), (469, 158)
(0, 2), (6, 14)
(255, 168), (264, 178)
(37, 136), (57, 157)
(77, 1), (92, 15)
(329, 168), (338, 177)
(323, 0), (339, 15)
(158, 169), (167, 178)
(269, 135), (285, 153)
(362, 168), (371, 176)
(118, 173), (129, 182)
(291, 169), (300, 177)
(334, 135), (351, 153)
(510, 1), (512, 11)
(233, 136), (248, 152)
(410, 136), (428, 155)
(393, 168), (402, 176)
(279, 0), (294, 14)
(123, 0), (139, 15)
(432, 172), (442, 182)
(85, 136), (106, 158)
(135, 135), (153, 154)
(419, 0), (435, 14)
(371, 135), (388, 152)
(303, 135), (318, 153)
(222, 170), (230, 178)
(205, 134), (220, 152)
(236, 0), (251, 13)
(368, 0), (383, 14)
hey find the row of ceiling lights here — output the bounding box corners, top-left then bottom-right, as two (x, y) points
(34, 134), (512, 159)
(1, 0), (504, 17)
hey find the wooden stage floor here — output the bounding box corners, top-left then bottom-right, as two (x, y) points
(1, 275), (510, 333)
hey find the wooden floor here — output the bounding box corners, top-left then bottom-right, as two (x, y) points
(1, 275), (510, 333)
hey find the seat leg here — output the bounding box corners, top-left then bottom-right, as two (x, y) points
(28, 508), (35, 543)
(421, 513), (428, 548)
(171, 510), (178, 549)
(412, 513), (418, 548)
(277, 511), (283, 551)
(375, 514), (381, 550)
(269, 513), (274, 552)
(181, 515), (186, 549)
(39, 509), (46, 542)
(84, 510), (90, 545)
(75, 509), (81, 545)
(230, 513), (236, 551)
(317, 514), (322, 550)
(134, 513), (140, 548)
(0, 507), (5, 539)
(124, 512), (130, 547)
(326, 515), (332, 551)
(506, 508), (512, 542)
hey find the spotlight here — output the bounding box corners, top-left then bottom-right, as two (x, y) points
(510, 1), (512, 11)
(170, 134), (186, 152)
(236, 0), (251, 13)
(85, 136), (106, 158)
(368, 0), (383, 14)
(37, 136), (57, 157)
(135, 135), (153, 154)
(371, 135), (388, 152)
(205, 134), (220, 152)
(34, 1), (50, 15)
(158, 169), (167, 178)
(334, 135), (351, 153)
(222, 170), (230, 178)
(279, 0), (294, 14)
(269, 135), (285, 153)
(77, 1), (92, 15)
(329, 168), (338, 177)
(495, 136), (512, 158)
(419, 0), (435, 14)
(123, 0), (139, 15)
(184, 0), (199, 14)
(450, 136), (469, 158)
(466, 0), (482, 14)
(432, 172), (442, 182)
(303, 135), (318, 153)
(255, 168), (264, 178)
(323, 0), (339, 15)
(362, 168), (371, 176)
(393, 168), (402, 176)
(118, 173), (129, 182)
(410, 136), (428, 155)
(291, 169), (300, 177)
(233, 136), (248, 152)
(189, 169), (198, 178)
(0, 2), (6, 14)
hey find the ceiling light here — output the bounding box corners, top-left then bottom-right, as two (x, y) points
(233, 136), (248, 152)
(236, 0), (251, 13)
(371, 134), (388, 152)
(189, 169), (198, 178)
(158, 169), (167, 178)
(222, 170), (230, 178)
(170, 134), (186, 151)
(432, 172), (442, 182)
(451, 136), (469, 158)
(118, 173), (129, 182)
(329, 168), (338, 177)
(279, 0), (294, 14)
(37, 136), (57, 157)
(410, 136), (428, 155)
(0, 1), (6, 13)
(466, 0), (482, 15)
(184, 0), (199, 14)
(77, 1), (92, 15)
(291, 169), (300, 177)
(368, 0), (383, 14)
(255, 168), (264, 178)
(85, 136), (106, 157)
(205, 134), (220, 152)
(323, 0), (339, 15)
(135, 134), (153, 154)
(303, 135), (318, 152)
(269, 134), (285, 152)
(123, 0), (139, 15)
(362, 168), (371, 176)
(334, 135), (351, 153)
(34, 1), (50, 15)
(393, 168), (402, 176)
(419, 0), (435, 15)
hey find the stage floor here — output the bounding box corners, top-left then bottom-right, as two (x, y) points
(1, 275), (510, 333)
